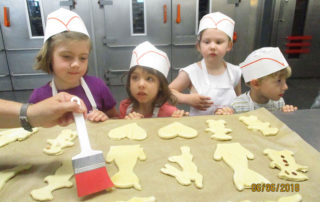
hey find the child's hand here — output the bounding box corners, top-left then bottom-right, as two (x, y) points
(171, 110), (189, 118)
(125, 112), (144, 120)
(282, 105), (298, 112)
(188, 94), (213, 111)
(214, 107), (234, 115)
(87, 109), (109, 122)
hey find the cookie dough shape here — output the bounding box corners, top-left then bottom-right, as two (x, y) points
(205, 119), (232, 140)
(0, 164), (32, 191)
(30, 161), (73, 201)
(106, 145), (146, 190)
(116, 196), (156, 202)
(277, 193), (302, 202)
(158, 122), (198, 139)
(0, 127), (39, 148)
(161, 146), (203, 189)
(108, 123), (147, 140)
(264, 149), (308, 181)
(214, 143), (270, 191)
(239, 115), (279, 136)
(228, 193), (302, 202)
(43, 129), (77, 155)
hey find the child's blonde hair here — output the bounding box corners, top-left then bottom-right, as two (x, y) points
(246, 66), (292, 87)
(126, 66), (177, 108)
(34, 31), (91, 73)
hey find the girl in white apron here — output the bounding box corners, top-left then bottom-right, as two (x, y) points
(170, 12), (241, 116)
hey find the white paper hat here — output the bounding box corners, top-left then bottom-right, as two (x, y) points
(130, 41), (170, 78)
(44, 8), (89, 42)
(198, 12), (235, 39)
(240, 47), (289, 83)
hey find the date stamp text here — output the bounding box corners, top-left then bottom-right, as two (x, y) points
(251, 183), (300, 192)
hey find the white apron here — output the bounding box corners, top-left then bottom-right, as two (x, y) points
(126, 104), (160, 118)
(51, 77), (97, 110)
(189, 59), (237, 116)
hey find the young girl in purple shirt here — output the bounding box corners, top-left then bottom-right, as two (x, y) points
(29, 8), (118, 122)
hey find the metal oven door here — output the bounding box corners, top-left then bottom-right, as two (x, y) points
(102, 0), (172, 86)
(0, 26), (12, 91)
(0, 0), (57, 90)
(270, 0), (320, 77)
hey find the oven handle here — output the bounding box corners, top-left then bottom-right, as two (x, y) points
(4, 7), (10, 27)
(163, 4), (167, 23)
(176, 4), (181, 24)
(0, 73), (10, 78)
(11, 73), (47, 77)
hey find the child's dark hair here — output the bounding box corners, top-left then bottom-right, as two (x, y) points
(126, 66), (177, 108)
(34, 31), (91, 73)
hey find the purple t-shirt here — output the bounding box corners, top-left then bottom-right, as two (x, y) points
(29, 75), (116, 112)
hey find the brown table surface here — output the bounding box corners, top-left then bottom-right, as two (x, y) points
(0, 108), (320, 202)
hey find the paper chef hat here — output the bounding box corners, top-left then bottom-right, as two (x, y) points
(240, 47), (289, 83)
(198, 12), (235, 39)
(43, 8), (89, 42)
(130, 41), (170, 78)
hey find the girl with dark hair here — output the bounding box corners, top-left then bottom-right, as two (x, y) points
(119, 41), (188, 119)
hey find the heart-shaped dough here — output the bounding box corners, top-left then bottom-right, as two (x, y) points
(158, 122), (197, 139)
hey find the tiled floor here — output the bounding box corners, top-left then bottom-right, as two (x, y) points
(1, 78), (320, 110)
